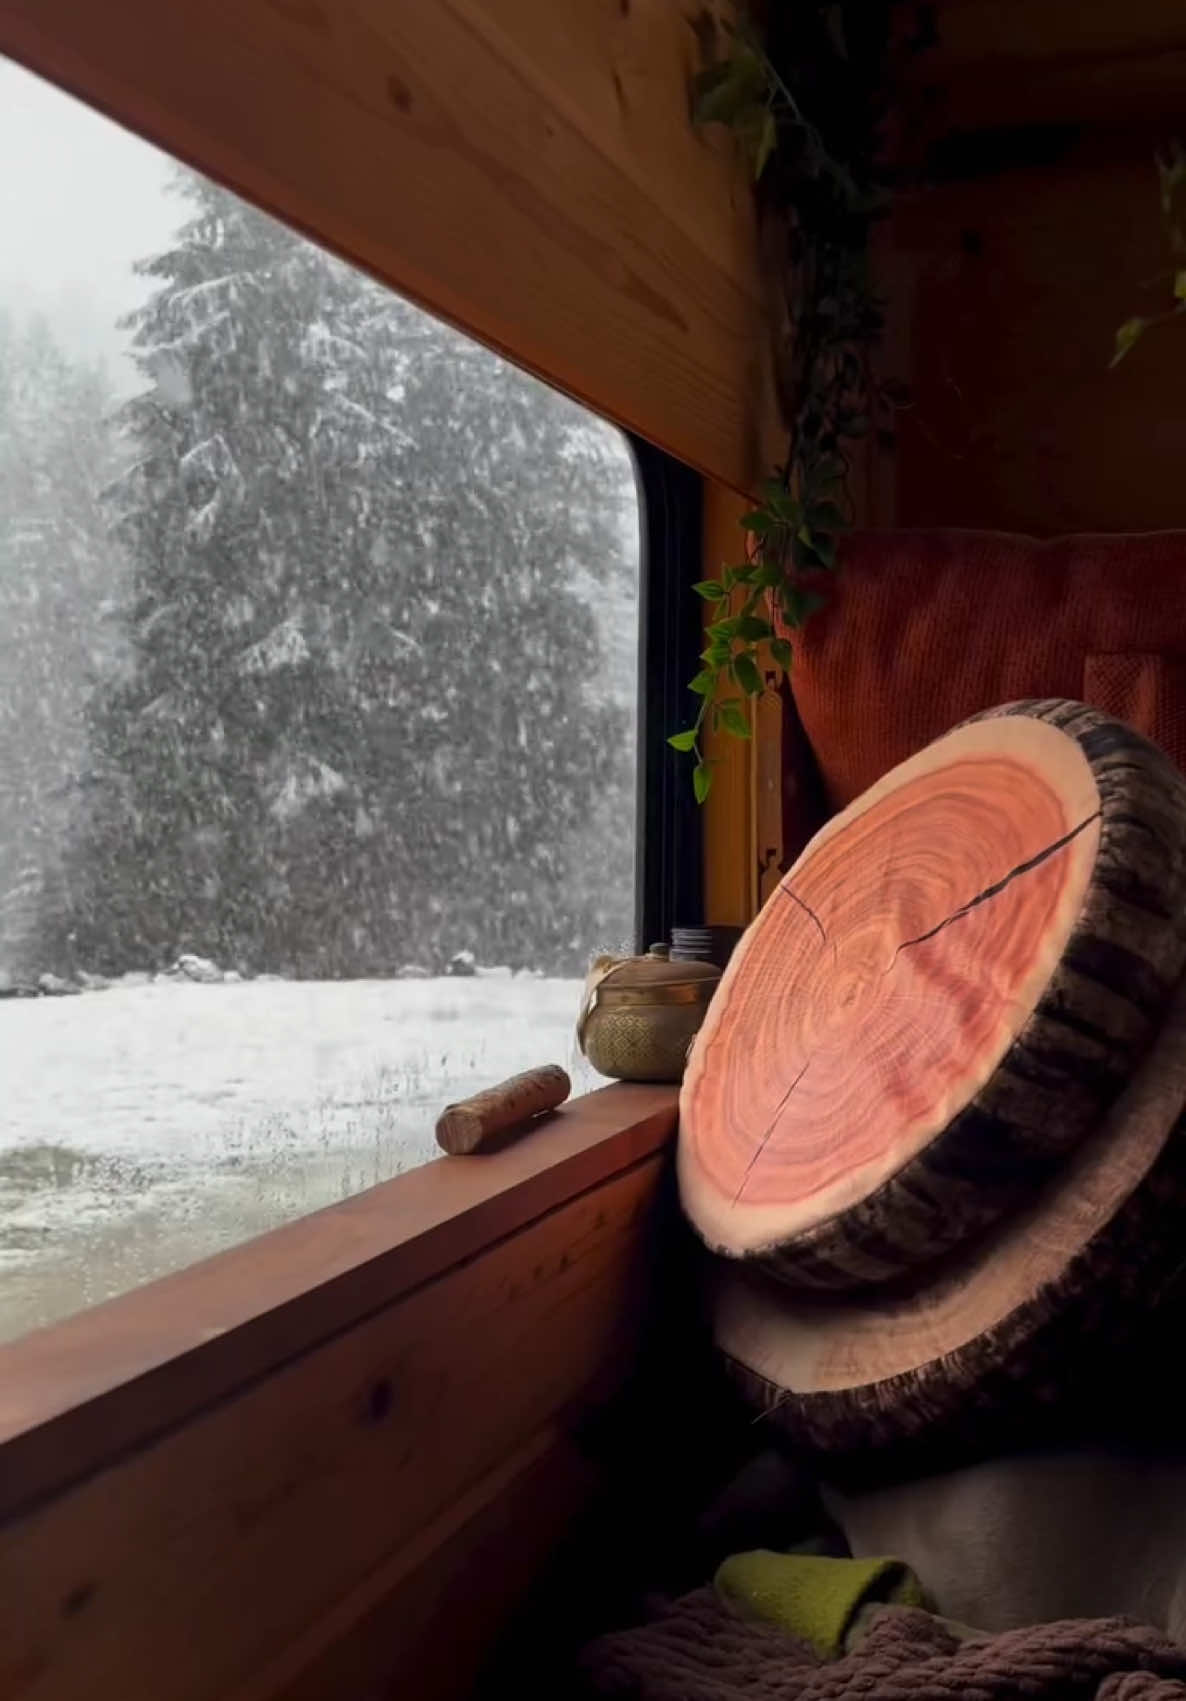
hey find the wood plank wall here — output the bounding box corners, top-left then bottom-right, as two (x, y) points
(0, 1098), (679, 1701)
(887, 0), (1186, 534)
(0, 0), (782, 493)
(909, 0), (1186, 135)
(704, 0), (1186, 923)
(886, 128), (1186, 536)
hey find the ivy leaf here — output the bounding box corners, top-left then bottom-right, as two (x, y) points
(667, 729), (698, 752)
(689, 669), (716, 696)
(740, 508), (778, 536)
(812, 531), (838, 570)
(735, 615), (772, 641)
(762, 484), (800, 524)
(781, 585), (828, 626)
(692, 48), (767, 127)
(708, 79), (760, 128)
(702, 642), (731, 667)
(791, 527), (839, 572)
(734, 106), (770, 178)
(769, 496), (806, 523)
(1111, 316), (1147, 367)
(753, 108), (777, 180)
(719, 701), (753, 739)
(692, 579), (726, 601)
(748, 558), (784, 589)
(693, 762), (714, 804)
(780, 585), (807, 627)
(808, 500), (845, 530)
(1176, 269), (1186, 302)
(734, 653), (763, 696)
(708, 616), (740, 640)
(689, 61), (737, 121)
(770, 636), (793, 671)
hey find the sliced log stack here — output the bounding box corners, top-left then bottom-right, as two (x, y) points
(678, 701), (1186, 1462)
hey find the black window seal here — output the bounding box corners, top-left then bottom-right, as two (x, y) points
(628, 437), (705, 954)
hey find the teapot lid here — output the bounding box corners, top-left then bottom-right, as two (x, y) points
(598, 943), (721, 991)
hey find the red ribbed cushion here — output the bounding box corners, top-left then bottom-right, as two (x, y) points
(790, 530), (1186, 809)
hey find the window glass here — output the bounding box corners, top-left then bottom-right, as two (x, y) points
(0, 61), (639, 1342)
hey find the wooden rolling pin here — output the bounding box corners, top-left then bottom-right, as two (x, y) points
(434, 1065), (571, 1155)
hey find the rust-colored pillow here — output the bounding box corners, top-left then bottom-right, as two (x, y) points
(1083, 652), (1186, 765)
(790, 530), (1186, 810)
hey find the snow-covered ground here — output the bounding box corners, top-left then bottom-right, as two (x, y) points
(0, 976), (602, 1343)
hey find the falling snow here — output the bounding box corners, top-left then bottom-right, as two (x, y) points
(0, 96), (640, 1343)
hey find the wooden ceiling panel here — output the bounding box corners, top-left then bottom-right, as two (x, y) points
(0, 0), (782, 490)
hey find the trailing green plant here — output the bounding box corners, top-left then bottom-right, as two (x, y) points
(671, 4), (904, 800)
(1112, 142), (1186, 367)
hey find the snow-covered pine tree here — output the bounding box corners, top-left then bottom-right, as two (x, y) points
(0, 315), (124, 980)
(54, 171), (635, 976)
(332, 290), (638, 972)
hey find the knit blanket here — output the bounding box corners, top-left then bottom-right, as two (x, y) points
(578, 1594), (1186, 1701)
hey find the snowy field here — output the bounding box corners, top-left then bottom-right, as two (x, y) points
(0, 976), (602, 1343)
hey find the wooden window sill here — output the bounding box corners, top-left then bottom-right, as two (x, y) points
(0, 1081), (678, 1521)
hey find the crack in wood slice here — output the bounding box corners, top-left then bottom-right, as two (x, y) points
(735, 1061), (812, 1204)
(737, 809), (1103, 1208)
(779, 886), (829, 945)
(895, 809), (1102, 955)
(679, 701), (1186, 1292)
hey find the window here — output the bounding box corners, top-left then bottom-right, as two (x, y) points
(0, 60), (640, 1343)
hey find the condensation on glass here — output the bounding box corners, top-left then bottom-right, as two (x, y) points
(0, 59), (639, 1343)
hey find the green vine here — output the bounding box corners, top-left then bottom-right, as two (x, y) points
(670, 5), (904, 800)
(1112, 142), (1186, 367)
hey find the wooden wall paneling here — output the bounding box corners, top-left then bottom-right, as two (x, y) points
(915, 0), (1186, 134)
(0, 1084), (675, 1523)
(0, 0), (782, 492)
(236, 1429), (597, 1701)
(930, 0), (1186, 65)
(889, 133), (1186, 536)
(445, 0), (749, 282)
(0, 1155), (668, 1701)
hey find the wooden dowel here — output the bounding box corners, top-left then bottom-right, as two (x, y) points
(435, 1065), (571, 1156)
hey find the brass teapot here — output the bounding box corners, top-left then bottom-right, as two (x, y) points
(577, 943), (721, 1083)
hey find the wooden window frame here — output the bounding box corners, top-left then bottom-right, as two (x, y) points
(0, 1082), (677, 1521)
(0, 1084), (681, 1701)
(0, 429), (704, 1510)
(0, 26), (716, 1684)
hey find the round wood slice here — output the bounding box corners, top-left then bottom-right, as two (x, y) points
(713, 963), (1186, 1466)
(679, 699), (1186, 1291)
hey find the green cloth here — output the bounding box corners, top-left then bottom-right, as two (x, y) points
(713, 1550), (930, 1659)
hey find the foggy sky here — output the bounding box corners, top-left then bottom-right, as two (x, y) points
(0, 57), (177, 387)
